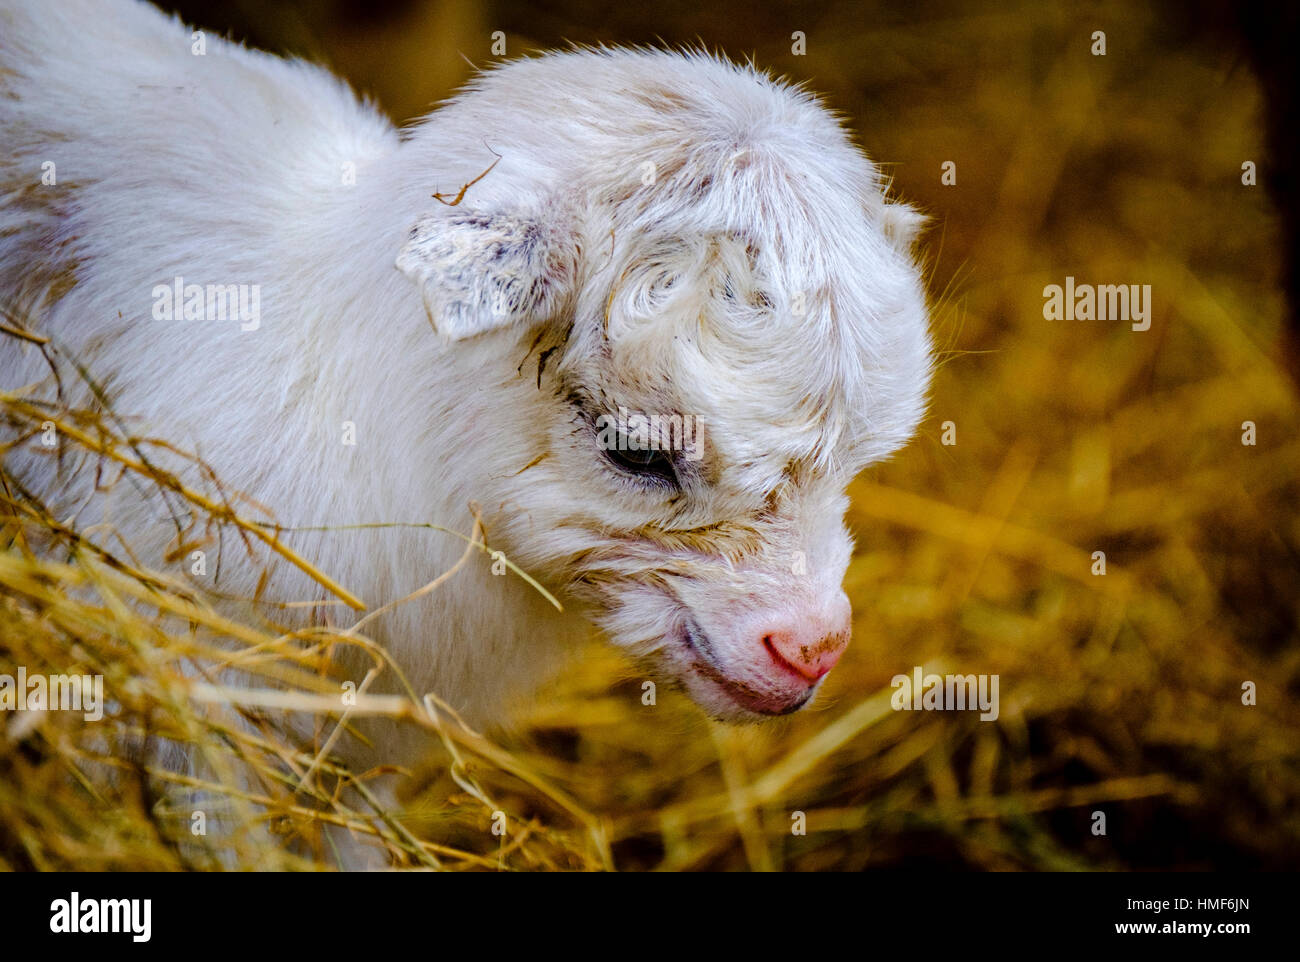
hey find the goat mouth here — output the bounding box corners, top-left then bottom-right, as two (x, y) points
(679, 616), (813, 717)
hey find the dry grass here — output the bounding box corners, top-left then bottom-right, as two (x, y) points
(2, 0), (1299, 870)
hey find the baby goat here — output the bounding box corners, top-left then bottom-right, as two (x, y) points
(0, 0), (932, 739)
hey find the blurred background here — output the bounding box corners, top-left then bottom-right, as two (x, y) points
(18, 0), (1298, 870)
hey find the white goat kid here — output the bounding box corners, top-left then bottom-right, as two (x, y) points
(0, 0), (932, 748)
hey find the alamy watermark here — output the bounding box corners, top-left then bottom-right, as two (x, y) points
(50, 893), (151, 942)
(1043, 276), (1151, 331)
(891, 666), (999, 721)
(151, 275), (261, 331)
(0, 668), (104, 721)
(595, 405), (704, 461)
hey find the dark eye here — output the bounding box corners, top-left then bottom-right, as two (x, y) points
(605, 438), (678, 486)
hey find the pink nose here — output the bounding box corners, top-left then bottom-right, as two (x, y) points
(760, 596), (852, 682)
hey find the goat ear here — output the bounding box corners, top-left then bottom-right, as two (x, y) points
(879, 201), (927, 253)
(396, 207), (577, 340)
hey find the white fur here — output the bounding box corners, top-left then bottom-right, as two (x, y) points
(0, 0), (932, 747)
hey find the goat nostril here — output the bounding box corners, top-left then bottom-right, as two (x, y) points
(762, 626), (848, 683)
(763, 634), (824, 683)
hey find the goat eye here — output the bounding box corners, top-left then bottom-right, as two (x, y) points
(605, 439), (678, 485)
